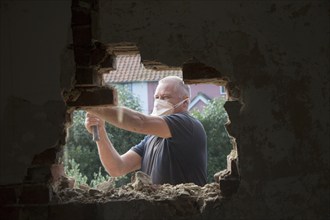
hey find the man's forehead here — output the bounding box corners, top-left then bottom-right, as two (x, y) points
(155, 83), (177, 95)
(157, 82), (175, 90)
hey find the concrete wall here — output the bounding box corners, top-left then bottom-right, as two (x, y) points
(0, 0), (72, 184)
(0, 0), (329, 219)
(99, 2), (329, 218)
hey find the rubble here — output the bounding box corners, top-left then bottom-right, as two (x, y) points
(55, 171), (222, 212)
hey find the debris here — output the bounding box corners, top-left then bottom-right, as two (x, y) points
(96, 178), (115, 192)
(52, 176), (75, 192)
(131, 171), (152, 191)
(55, 171), (223, 210)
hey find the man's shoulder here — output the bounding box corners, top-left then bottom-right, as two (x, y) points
(164, 112), (202, 126)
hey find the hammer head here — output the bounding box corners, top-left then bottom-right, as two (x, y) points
(63, 86), (118, 108)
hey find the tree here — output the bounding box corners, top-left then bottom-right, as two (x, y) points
(64, 85), (232, 186)
(191, 98), (232, 183)
(64, 84), (144, 186)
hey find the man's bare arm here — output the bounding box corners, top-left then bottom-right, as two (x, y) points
(96, 128), (141, 177)
(87, 106), (172, 138)
(85, 113), (141, 177)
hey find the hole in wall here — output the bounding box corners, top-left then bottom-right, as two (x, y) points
(56, 48), (241, 205)
(52, 0), (242, 206)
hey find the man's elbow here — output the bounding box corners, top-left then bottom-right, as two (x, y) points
(105, 167), (125, 178)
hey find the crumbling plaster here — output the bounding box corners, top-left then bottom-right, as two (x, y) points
(0, 0), (329, 219)
(98, 1), (329, 218)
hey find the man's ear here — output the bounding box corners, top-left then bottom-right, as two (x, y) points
(183, 99), (190, 108)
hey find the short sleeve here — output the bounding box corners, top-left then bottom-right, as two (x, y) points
(130, 136), (149, 157)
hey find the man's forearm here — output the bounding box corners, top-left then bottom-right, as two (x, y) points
(96, 127), (126, 177)
(87, 106), (147, 134)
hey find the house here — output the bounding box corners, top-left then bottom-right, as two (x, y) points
(103, 53), (226, 114)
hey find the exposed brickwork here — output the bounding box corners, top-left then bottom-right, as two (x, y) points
(0, 206), (20, 220)
(64, 86), (117, 107)
(1, 0), (328, 219)
(0, 185), (19, 205)
(19, 184), (52, 204)
(31, 148), (58, 166)
(25, 165), (53, 183)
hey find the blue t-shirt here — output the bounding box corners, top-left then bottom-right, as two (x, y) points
(131, 112), (207, 186)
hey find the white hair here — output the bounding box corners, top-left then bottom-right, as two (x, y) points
(159, 76), (191, 99)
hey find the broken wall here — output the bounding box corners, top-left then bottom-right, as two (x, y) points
(98, 1), (329, 219)
(0, 0), (329, 219)
(0, 0), (72, 185)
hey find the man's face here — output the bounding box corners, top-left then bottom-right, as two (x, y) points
(154, 82), (181, 105)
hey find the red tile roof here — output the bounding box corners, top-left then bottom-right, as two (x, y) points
(103, 54), (182, 83)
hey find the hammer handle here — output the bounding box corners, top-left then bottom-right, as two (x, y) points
(92, 125), (100, 141)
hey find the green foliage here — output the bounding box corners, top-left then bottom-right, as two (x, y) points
(64, 158), (88, 187)
(191, 98), (232, 183)
(64, 84), (232, 186)
(104, 85), (145, 155)
(64, 84), (144, 186)
(90, 167), (111, 188)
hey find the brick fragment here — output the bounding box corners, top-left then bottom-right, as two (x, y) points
(50, 164), (65, 183)
(65, 86), (117, 108)
(75, 67), (100, 85)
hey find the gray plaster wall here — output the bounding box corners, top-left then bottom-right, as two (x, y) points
(0, 0), (329, 219)
(0, 0), (71, 184)
(99, 1), (329, 219)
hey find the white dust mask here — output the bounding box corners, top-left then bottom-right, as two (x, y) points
(151, 98), (189, 116)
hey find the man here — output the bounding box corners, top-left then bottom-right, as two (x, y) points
(85, 76), (207, 186)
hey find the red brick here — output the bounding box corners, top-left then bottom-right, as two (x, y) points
(25, 165), (52, 183)
(99, 54), (114, 68)
(0, 206), (20, 220)
(19, 184), (52, 204)
(0, 185), (20, 205)
(90, 41), (107, 65)
(50, 164), (65, 183)
(65, 86), (117, 108)
(74, 47), (91, 65)
(72, 8), (91, 26)
(20, 205), (48, 220)
(72, 26), (92, 47)
(75, 67), (100, 85)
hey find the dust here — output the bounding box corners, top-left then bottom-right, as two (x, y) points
(54, 171), (222, 210)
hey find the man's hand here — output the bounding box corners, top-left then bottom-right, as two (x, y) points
(84, 112), (106, 134)
(84, 111), (142, 177)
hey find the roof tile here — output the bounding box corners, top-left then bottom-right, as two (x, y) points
(103, 54), (182, 83)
